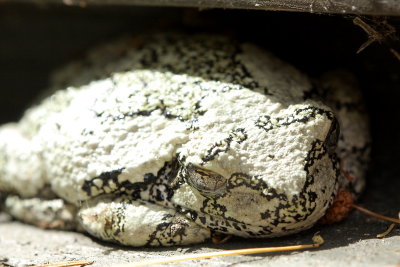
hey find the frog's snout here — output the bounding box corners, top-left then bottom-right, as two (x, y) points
(325, 117), (340, 156)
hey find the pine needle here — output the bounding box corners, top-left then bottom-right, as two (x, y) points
(29, 260), (94, 267)
(352, 204), (400, 224)
(114, 236), (324, 267)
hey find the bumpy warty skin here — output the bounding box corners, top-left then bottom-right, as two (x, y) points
(0, 34), (370, 246)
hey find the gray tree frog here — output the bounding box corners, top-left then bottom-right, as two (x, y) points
(0, 34), (370, 247)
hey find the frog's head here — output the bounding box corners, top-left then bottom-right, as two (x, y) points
(172, 100), (340, 237)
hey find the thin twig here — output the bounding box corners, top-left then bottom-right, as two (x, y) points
(352, 204), (400, 224)
(376, 223), (396, 238)
(353, 16), (400, 60)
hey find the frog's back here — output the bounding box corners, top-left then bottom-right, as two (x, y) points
(1, 34), (315, 202)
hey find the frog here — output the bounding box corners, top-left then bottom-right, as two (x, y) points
(0, 33), (370, 247)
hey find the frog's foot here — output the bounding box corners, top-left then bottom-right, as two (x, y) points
(5, 195), (78, 230)
(78, 195), (211, 247)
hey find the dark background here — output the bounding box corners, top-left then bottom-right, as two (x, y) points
(0, 3), (399, 248)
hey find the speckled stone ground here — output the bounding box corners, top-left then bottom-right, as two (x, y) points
(0, 4), (399, 267)
(0, 209), (399, 267)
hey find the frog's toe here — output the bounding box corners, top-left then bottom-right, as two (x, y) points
(78, 195), (211, 247)
(5, 195), (78, 230)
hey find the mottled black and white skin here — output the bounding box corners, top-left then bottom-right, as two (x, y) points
(0, 34), (370, 247)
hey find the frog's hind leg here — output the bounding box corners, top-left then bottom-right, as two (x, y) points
(5, 195), (78, 230)
(0, 125), (79, 229)
(78, 195), (211, 247)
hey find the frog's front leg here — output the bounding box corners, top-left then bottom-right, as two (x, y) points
(317, 70), (370, 195)
(5, 195), (78, 230)
(313, 71), (371, 224)
(78, 195), (211, 247)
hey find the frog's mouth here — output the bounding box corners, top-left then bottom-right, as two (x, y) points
(170, 163), (302, 237)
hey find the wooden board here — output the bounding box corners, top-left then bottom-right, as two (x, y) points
(8, 0), (400, 16)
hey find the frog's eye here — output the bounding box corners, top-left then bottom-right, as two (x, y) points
(181, 164), (227, 198)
